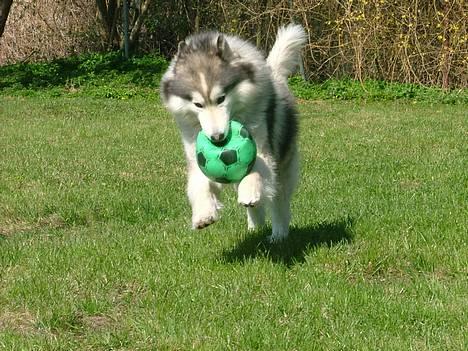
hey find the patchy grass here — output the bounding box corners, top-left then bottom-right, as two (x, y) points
(0, 96), (466, 350)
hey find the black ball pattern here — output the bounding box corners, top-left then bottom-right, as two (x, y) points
(219, 149), (238, 165)
(197, 152), (207, 167)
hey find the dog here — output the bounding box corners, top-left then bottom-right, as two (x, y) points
(160, 24), (307, 242)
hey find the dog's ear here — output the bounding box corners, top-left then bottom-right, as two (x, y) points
(216, 35), (234, 61)
(177, 41), (189, 58)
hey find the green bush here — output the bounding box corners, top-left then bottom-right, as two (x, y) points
(0, 53), (466, 103)
(0, 52), (168, 99)
(289, 76), (468, 104)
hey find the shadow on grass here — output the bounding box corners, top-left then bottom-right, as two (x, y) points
(222, 216), (354, 267)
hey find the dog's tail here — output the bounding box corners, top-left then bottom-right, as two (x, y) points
(266, 24), (307, 81)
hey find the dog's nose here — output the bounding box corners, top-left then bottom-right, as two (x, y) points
(210, 133), (225, 143)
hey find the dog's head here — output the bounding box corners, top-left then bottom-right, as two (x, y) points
(161, 32), (254, 142)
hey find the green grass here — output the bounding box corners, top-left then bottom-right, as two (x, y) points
(0, 96), (467, 350)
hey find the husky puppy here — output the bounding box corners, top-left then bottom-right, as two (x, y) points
(161, 24), (307, 242)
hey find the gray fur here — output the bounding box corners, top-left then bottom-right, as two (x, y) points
(163, 32), (254, 105)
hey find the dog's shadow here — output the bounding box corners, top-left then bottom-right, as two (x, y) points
(221, 217), (354, 267)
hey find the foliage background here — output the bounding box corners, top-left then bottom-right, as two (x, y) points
(0, 0), (467, 88)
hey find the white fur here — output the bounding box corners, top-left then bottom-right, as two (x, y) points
(161, 25), (307, 242)
(267, 24), (307, 81)
(198, 105), (230, 139)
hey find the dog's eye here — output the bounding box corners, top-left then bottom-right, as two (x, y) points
(216, 95), (225, 105)
(194, 102), (204, 108)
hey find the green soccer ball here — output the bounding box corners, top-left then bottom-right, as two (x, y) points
(196, 120), (257, 183)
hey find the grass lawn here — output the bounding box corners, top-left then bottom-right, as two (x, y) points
(0, 96), (466, 350)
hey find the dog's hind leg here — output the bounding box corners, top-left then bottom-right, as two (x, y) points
(268, 195), (292, 242)
(267, 151), (299, 242)
(246, 205), (266, 231)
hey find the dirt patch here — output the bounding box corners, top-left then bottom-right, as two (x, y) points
(0, 214), (66, 236)
(0, 310), (36, 334)
(80, 315), (114, 330)
(0, 221), (34, 236)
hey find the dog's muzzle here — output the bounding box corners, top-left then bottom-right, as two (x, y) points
(210, 132), (226, 143)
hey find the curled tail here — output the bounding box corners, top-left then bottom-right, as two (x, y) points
(266, 24), (307, 80)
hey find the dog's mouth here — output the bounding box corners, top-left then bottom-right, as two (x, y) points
(207, 125), (232, 146)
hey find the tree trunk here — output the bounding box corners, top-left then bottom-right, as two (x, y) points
(0, 0), (13, 38)
(127, 0), (152, 51)
(96, 0), (119, 49)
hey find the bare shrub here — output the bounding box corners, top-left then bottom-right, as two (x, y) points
(0, 0), (466, 88)
(193, 0), (467, 88)
(0, 0), (103, 64)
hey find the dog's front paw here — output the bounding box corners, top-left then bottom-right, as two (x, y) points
(192, 213), (217, 229)
(237, 173), (262, 207)
(192, 201), (220, 229)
